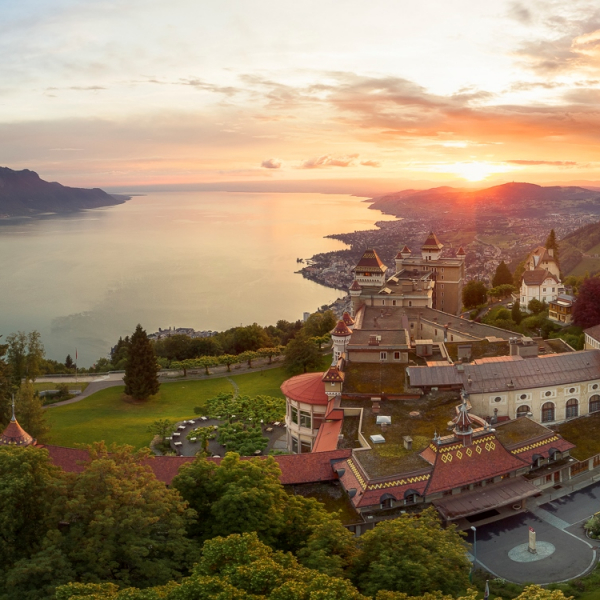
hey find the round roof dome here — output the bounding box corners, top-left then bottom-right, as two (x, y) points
(281, 372), (328, 405)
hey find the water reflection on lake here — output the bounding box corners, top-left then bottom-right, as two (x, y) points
(0, 191), (393, 365)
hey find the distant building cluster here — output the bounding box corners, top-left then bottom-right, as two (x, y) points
(148, 327), (217, 340)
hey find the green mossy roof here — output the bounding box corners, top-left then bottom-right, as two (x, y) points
(556, 413), (600, 461)
(341, 391), (460, 477)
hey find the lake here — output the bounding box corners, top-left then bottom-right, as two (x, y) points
(0, 191), (393, 366)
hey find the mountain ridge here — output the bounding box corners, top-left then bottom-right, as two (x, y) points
(0, 167), (128, 217)
(369, 181), (600, 219)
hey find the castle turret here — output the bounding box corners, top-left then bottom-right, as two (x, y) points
(421, 232), (443, 261)
(331, 319), (352, 362)
(395, 245), (412, 272)
(0, 398), (34, 447)
(342, 312), (355, 330)
(354, 249), (387, 288)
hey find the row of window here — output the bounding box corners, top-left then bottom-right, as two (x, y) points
(516, 395), (600, 422)
(379, 351), (403, 361)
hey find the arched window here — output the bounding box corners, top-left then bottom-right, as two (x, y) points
(566, 398), (578, 419)
(541, 402), (555, 423)
(516, 405), (530, 418)
(380, 493), (395, 509)
(590, 395), (600, 414)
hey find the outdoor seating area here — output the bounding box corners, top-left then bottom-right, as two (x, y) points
(164, 416), (289, 457)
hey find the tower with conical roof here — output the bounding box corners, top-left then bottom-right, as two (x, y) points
(0, 396), (35, 447)
(421, 232), (444, 261)
(353, 249), (387, 288)
(331, 319), (352, 362)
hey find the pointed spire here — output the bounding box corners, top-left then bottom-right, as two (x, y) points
(10, 394), (16, 422)
(331, 320), (352, 337)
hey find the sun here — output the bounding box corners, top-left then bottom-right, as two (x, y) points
(447, 161), (513, 182)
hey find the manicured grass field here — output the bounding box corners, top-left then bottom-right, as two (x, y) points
(45, 378), (234, 449)
(45, 357), (330, 450)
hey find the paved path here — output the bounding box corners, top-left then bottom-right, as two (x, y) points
(226, 377), (240, 399)
(44, 376), (125, 408)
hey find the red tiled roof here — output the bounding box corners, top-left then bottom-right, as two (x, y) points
(322, 365), (345, 383)
(41, 445), (90, 472)
(336, 458), (430, 508)
(312, 421), (343, 452)
(509, 436), (575, 464)
(274, 449), (351, 484)
(522, 268), (558, 286)
(331, 320), (352, 337)
(355, 249), (386, 273)
(281, 372), (329, 405)
(0, 419), (34, 446)
(42, 444), (351, 486)
(349, 280), (362, 291)
(456, 246), (466, 256)
(424, 433), (528, 495)
(421, 232), (443, 250)
(342, 312), (355, 326)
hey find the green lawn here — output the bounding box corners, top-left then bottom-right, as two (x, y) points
(46, 378), (233, 449)
(45, 357), (331, 450)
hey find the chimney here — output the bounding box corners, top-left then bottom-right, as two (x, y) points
(548, 249), (554, 257)
(403, 436), (413, 450)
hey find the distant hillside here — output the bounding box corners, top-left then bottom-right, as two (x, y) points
(559, 221), (600, 277)
(369, 182), (600, 219)
(0, 167), (128, 217)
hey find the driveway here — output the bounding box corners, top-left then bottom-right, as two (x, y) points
(465, 482), (600, 584)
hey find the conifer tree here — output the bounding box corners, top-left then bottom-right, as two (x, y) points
(492, 261), (513, 287)
(545, 229), (560, 266)
(123, 324), (159, 400)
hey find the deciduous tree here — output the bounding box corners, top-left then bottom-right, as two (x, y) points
(304, 310), (337, 338)
(123, 324), (159, 400)
(283, 331), (322, 374)
(0, 446), (63, 567)
(21, 443), (197, 591)
(351, 507), (470, 597)
(462, 280), (488, 309)
(173, 453), (287, 545)
(573, 276), (600, 329)
(6, 331), (44, 387)
(15, 381), (49, 441)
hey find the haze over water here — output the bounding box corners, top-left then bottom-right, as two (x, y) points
(0, 192), (393, 366)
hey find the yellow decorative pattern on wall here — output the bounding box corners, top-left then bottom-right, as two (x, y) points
(347, 459), (366, 489)
(366, 473), (430, 491)
(511, 435), (560, 455)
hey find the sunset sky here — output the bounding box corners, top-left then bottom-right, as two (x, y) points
(2, 0), (600, 191)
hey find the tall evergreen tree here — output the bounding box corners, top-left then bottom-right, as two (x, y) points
(545, 229), (560, 266)
(123, 324), (159, 400)
(492, 261), (513, 287)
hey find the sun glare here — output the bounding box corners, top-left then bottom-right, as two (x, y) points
(446, 161), (514, 182)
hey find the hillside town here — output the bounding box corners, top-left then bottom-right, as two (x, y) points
(299, 210), (599, 291)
